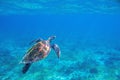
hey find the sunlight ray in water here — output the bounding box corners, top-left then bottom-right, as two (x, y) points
(0, 0), (120, 14)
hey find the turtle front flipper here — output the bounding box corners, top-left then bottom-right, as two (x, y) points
(22, 63), (31, 74)
(29, 38), (43, 45)
(51, 44), (61, 58)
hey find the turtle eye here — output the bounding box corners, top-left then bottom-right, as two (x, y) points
(52, 36), (56, 39)
(50, 36), (56, 40)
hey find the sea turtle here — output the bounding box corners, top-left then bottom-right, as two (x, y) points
(20, 36), (61, 74)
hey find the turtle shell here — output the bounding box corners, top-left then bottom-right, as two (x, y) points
(21, 41), (51, 64)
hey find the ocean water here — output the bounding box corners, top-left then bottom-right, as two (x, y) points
(0, 0), (120, 80)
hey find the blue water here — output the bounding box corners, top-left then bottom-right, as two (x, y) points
(0, 0), (120, 80)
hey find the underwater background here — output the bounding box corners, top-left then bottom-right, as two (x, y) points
(0, 0), (120, 80)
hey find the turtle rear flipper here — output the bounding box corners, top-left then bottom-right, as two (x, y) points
(22, 63), (31, 74)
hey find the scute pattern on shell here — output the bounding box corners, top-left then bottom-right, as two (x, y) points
(22, 41), (50, 63)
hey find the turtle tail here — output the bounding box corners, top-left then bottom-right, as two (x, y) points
(22, 63), (31, 74)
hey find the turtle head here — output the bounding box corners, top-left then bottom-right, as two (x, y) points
(48, 36), (56, 42)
